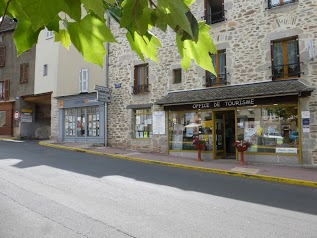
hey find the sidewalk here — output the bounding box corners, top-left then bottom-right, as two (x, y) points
(38, 140), (317, 188)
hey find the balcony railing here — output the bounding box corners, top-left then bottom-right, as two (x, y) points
(132, 84), (150, 95)
(205, 74), (227, 87)
(268, 0), (297, 9)
(271, 62), (301, 80)
(203, 11), (225, 25)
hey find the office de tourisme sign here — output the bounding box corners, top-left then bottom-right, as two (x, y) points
(192, 99), (255, 109)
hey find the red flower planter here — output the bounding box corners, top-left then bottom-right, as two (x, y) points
(236, 146), (248, 165)
(195, 144), (205, 161)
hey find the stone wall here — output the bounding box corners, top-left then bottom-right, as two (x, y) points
(107, 0), (317, 164)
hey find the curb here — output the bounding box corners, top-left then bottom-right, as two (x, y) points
(38, 141), (317, 188)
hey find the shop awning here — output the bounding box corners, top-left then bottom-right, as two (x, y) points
(156, 80), (313, 106)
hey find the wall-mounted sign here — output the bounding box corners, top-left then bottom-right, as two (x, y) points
(301, 111), (310, 119)
(302, 118), (310, 133)
(14, 111), (20, 120)
(21, 113), (32, 123)
(22, 109), (33, 113)
(276, 148), (297, 154)
(114, 83), (121, 89)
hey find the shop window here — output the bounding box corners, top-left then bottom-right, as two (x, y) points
(237, 106), (298, 154)
(0, 45), (5, 67)
(77, 108), (86, 137)
(271, 36), (300, 80)
(169, 111), (213, 151)
(206, 50), (226, 87)
(133, 64), (149, 94)
(203, 0), (225, 24)
(64, 109), (77, 137)
(268, 0), (297, 9)
(20, 63), (29, 84)
(0, 80), (9, 100)
(173, 68), (182, 84)
(0, 111), (6, 127)
(135, 109), (152, 138)
(87, 106), (100, 137)
(79, 69), (89, 93)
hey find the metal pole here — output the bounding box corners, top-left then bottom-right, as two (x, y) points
(104, 14), (110, 146)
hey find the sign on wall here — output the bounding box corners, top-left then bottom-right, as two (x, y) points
(153, 111), (166, 135)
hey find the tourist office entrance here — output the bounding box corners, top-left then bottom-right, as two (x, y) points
(166, 95), (301, 165)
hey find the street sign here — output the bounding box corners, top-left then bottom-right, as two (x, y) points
(94, 85), (111, 93)
(97, 91), (111, 103)
(14, 111), (20, 120)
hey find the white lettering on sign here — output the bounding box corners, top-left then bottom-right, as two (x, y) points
(276, 148), (298, 154)
(192, 103), (210, 109)
(214, 102), (220, 108)
(224, 99), (255, 107)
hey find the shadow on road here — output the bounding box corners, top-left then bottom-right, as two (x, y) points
(1, 141), (316, 216)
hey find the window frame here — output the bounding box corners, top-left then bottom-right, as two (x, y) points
(0, 45), (6, 67)
(268, 0), (297, 9)
(20, 63), (29, 84)
(173, 68), (182, 84)
(0, 80), (10, 100)
(133, 64), (149, 94)
(134, 109), (152, 139)
(271, 36), (300, 80)
(204, 0), (225, 25)
(206, 50), (226, 87)
(79, 69), (89, 93)
(46, 29), (54, 39)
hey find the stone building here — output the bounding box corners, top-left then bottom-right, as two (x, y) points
(107, 0), (317, 166)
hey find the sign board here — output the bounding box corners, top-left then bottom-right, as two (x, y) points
(22, 109), (33, 113)
(14, 111), (20, 120)
(153, 111), (166, 135)
(21, 113), (32, 123)
(97, 91), (111, 103)
(114, 83), (121, 89)
(94, 85), (111, 93)
(276, 148), (297, 154)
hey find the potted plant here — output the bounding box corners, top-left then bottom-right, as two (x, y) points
(192, 137), (206, 161)
(233, 140), (253, 165)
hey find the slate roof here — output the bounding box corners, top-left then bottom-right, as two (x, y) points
(156, 80), (313, 105)
(0, 16), (17, 33)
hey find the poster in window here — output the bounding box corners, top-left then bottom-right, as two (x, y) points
(153, 111), (166, 134)
(93, 129), (96, 136)
(136, 115), (141, 125)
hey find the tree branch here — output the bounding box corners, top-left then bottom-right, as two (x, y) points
(0, 0), (12, 29)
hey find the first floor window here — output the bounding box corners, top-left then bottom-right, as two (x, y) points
(133, 64), (149, 94)
(135, 109), (152, 138)
(80, 69), (89, 93)
(20, 63), (29, 84)
(271, 36), (300, 80)
(0, 80), (9, 100)
(173, 68), (182, 84)
(206, 50), (226, 87)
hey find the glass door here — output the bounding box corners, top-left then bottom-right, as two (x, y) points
(214, 112), (226, 159)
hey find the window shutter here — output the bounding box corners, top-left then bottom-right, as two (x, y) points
(80, 69), (88, 92)
(4, 80), (9, 101)
(0, 46), (5, 67)
(25, 63), (29, 83)
(20, 64), (24, 83)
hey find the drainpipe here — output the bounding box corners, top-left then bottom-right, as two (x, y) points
(104, 14), (110, 146)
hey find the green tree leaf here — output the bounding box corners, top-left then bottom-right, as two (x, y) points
(81, 0), (105, 20)
(14, 0), (81, 31)
(156, 0), (192, 36)
(120, 0), (153, 35)
(126, 31), (161, 63)
(13, 20), (42, 55)
(54, 29), (71, 49)
(176, 22), (217, 74)
(64, 14), (116, 67)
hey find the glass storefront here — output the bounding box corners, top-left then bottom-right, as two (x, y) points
(237, 105), (298, 154)
(169, 111), (213, 151)
(64, 106), (100, 138)
(168, 104), (299, 156)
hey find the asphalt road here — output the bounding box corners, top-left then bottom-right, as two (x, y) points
(0, 140), (316, 238)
